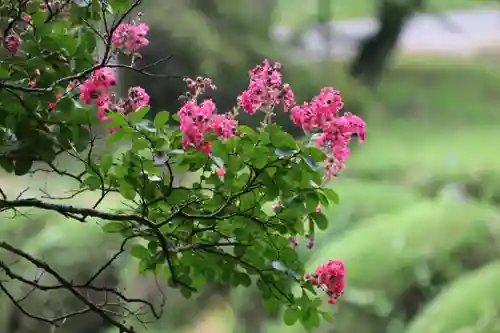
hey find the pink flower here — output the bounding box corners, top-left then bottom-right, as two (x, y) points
(305, 260), (346, 304)
(290, 88), (365, 179)
(177, 97), (238, 153)
(315, 204), (321, 213)
(216, 168), (226, 176)
(112, 23), (149, 53)
(4, 34), (20, 55)
(237, 59), (296, 114)
(127, 86), (150, 111)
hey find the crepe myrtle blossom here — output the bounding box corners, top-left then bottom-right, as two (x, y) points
(77, 58), (358, 307)
(78, 67), (150, 132)
(111, 22), (149, 54)
(238, 60), (366, 179)
(305, 260), (346, 304)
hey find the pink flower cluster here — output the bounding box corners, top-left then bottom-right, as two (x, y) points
(238, 60), (366, 178)
(305, 259), (346, 304)
(176, 76), (237, 153)
(238, 60), (295, 114)
(79, 67), (149, 131)
(111, 22), (149, 54)
(178, 98), (237, 153)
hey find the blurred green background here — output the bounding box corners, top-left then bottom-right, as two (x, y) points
(2, 0), (500, 332)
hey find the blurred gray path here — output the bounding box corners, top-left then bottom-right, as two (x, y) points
(272, 8), (500, 58)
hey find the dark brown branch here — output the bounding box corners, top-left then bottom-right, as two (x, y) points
(0, 241), (137, 333)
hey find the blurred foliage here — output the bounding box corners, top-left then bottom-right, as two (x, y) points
(405, 261), (500, 333)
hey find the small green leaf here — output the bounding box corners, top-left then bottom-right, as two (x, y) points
(300, 307), (321, 331)
(303, 147), (325, 162)
(119, 181), (136, 200)
(102, 222), (125, 233)
(13, 155), (33, 176)
(283, 307), (300, 326)
(309, 212), (329, 230)
(233, 272), (252, 287)
(322, 188), (340, 204)
(268, 124), (296, 150)
(0, 67), (10, 78)
(236, 125), (255, 137)
(172, 113), (181, 122)
(211, 140), (228, 162)
(0, 156), (14, 173)
(154, 111), (170, 129)
(83, 28), (96, 53)
(128, 105), (150, 124)
(130, 244), (150, 260)
(108, 0), (129, 13)
(320, 311), (334, 323)
(100, 154), (113, 173)
(106, 111), (129, 127)
(180, 286), (192, 298)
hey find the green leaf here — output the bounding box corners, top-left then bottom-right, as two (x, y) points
(83, 27), (96, 53)
(83, 175), (102, 190)
(320, 311), (334, 323)
(107, 126), (132, 143)
(268, 124), (296, 150)
(309, 212), (329, 230)
(0, 156), (14, 173)
(172, 113), (181, 122)
(102, 222), (125, 233)
(40, 36), (60, 52)
(130, 244), (150, 260)
(322, 188), (340, 204)
(128, 105), (150, 124)
(30, 10), (46, 25)
(154, 111), (170, 129)
(13, 155), (33, 176)
(99, 154), (113, 173)
(233, 272), (252, 287)
(106, 112), (129, 127)
(74, 126), (91, 152)
(303, 147), (326, 162)
(300, 307), (321, 331)
(119, 181), (136, 200)
(283, 307), (300, 326)
(108, 0), (130, 13)
(180, 286), (192, 298)
(211, 140), (228, 162)
(0, 66), (9, 78)
(236, 125), (255, 137)
(238, 192), (258, 212)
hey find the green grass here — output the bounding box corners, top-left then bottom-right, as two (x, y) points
(274, 0), (499, 26)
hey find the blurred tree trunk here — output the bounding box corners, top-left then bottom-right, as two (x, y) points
(349, 0), (423, 86)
